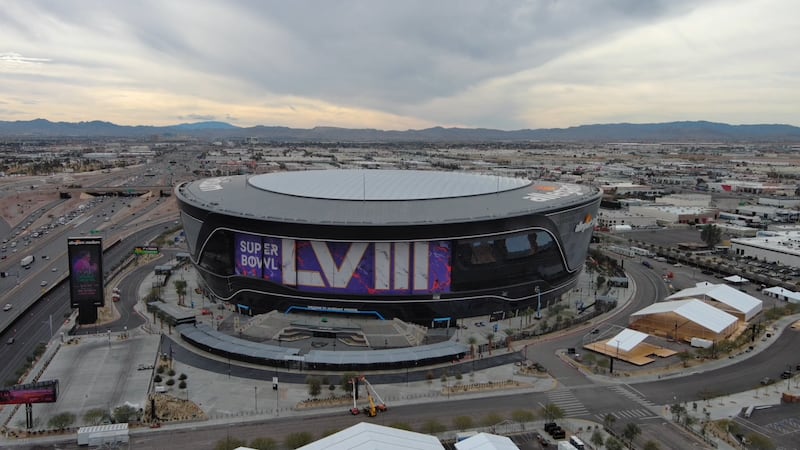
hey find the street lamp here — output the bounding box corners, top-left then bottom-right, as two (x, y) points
(534, 286), (542, 319)
(254, 386), (258, 412)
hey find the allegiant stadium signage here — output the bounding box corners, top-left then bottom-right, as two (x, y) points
(235, 232), (451, 295)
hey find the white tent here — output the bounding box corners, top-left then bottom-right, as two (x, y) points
(723, 275), (749, 284)
(606, 328), (649, 353)
(763, 286), (800, 304)
(456, 432), (519, 450)
(630, 299), (738, 340)
(298, 422), (444, 450)
(666, 283), (762, 321)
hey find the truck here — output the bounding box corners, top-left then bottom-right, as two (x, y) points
(20, 255), (35, 269)
(77, 423), (128, 446)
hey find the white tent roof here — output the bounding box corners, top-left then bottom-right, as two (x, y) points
(606, 328), (649, 353)
(456, 433), (519, 450)
(763, 286), (800, 303)
(631, 299), (737, 333)
(666, 283), (762, 317)
(724, 275), (749, 284)
(298, 422), (444, 450)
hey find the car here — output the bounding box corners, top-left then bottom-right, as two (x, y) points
(6, 337), (14, 345)
(40, 280), (47, 287)
(3, 304), (12, 311)
(673, 263), (683, 267)
(51, 267), (57, 272)
(781, 371), (793, 379)
(761, 377), (773, 385)
(701, 270), (714, 275)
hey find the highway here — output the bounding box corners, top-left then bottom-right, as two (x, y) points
(1, 156), (797, 448)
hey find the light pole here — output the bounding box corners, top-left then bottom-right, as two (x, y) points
(254, 386), (258, 412)
(534, 286), (542, 319)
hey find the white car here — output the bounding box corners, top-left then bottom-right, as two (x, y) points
(3, 304), (12, 311)
(40, 280), (47, 287)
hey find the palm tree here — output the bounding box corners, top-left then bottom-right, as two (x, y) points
(486, 333), (494, 356)
(174, 279), (188, 306)
(622, 422), (641, 449)
(603, 413), (617, 430)
(467, 336), (477, 359)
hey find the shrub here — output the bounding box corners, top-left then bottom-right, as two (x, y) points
(168, 369), (176, 377)
(156, 366), (165, 374)
(214, 437), (246, 450)
(48, 412), (76, 430)
(166, 378), (175, 386)
(153, 374), (162, 383)
(249, 437), (278, 450)
(179, 380), (187, 389)
(178, 373), (187, 380)
(284, 431), (314, 448)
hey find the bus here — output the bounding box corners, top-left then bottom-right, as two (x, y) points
(569, 435), (586, 450)
(20, 255), (35, 269)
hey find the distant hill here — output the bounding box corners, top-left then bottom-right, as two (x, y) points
(0, 118), (799, 142)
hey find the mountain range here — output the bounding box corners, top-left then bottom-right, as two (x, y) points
(1, 118), (799, 142)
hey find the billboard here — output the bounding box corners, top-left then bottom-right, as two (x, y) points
(68, 237), (104, 307)
(0, 380), (58, 405)
(235, 233), (451, 295)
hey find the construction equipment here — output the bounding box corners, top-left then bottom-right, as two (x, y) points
(347, 376), (388, 416)
(349, 377), (360, 415)
(361, 376), (387, 415)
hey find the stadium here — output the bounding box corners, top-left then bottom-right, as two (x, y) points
(175, 170), (601, 325)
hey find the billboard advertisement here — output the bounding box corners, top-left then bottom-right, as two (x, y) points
(234, 233), (451, 294)
(68, 237), (104, 307)
(0, 380), (58, 405)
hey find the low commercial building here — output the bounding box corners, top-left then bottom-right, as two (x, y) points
(730, 232), (800, 268)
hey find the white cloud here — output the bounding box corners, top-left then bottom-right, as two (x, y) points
(0, 0), (797, 128)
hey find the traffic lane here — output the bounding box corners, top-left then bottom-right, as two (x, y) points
(633, 327), (800, 404)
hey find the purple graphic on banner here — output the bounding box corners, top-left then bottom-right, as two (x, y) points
(427, 241), (452, 293)
(233, 232), (451, 295)
(260, 236), (282, 282)
(235, 233), (262, 278)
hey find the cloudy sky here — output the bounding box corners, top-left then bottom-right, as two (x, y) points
(1, 0), (797, 130)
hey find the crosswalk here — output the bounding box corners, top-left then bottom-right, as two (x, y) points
(595, 408), (659, 421)
(545, 388), (590, 417)
(607, 385), (657, 408)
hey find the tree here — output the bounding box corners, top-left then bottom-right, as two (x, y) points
(467, 336), (477, 359)
(603, 413), (617, 430)
(306, 376), (322, 398)
(605, 436), (624, 450)
(83, 408), (107, 426)
(284, 432), (314, 449)
(622, 422), (641, 448)
(174, 279), (188, 306)
(453, 415), (474, 430)
(700, 224), (722, 249)
(420, 419), (446, 434)
(249, 437), (279, 450)
(678, 350), (692, 367)
(481, 412), (504, 427)
(340, 372), (357, 393)
(511, 409), (536, 429)
(48, 412), (76, 430)
(643, 440), (661, 450)
(215, 437), (246, 450)
(486, 333), (494, 355)
(587, 429), (604, 448)
(540, 402), (564, 422)
(113, 404), (139, 423)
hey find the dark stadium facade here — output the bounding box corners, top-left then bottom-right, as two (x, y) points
(175, 170), (601, 324)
